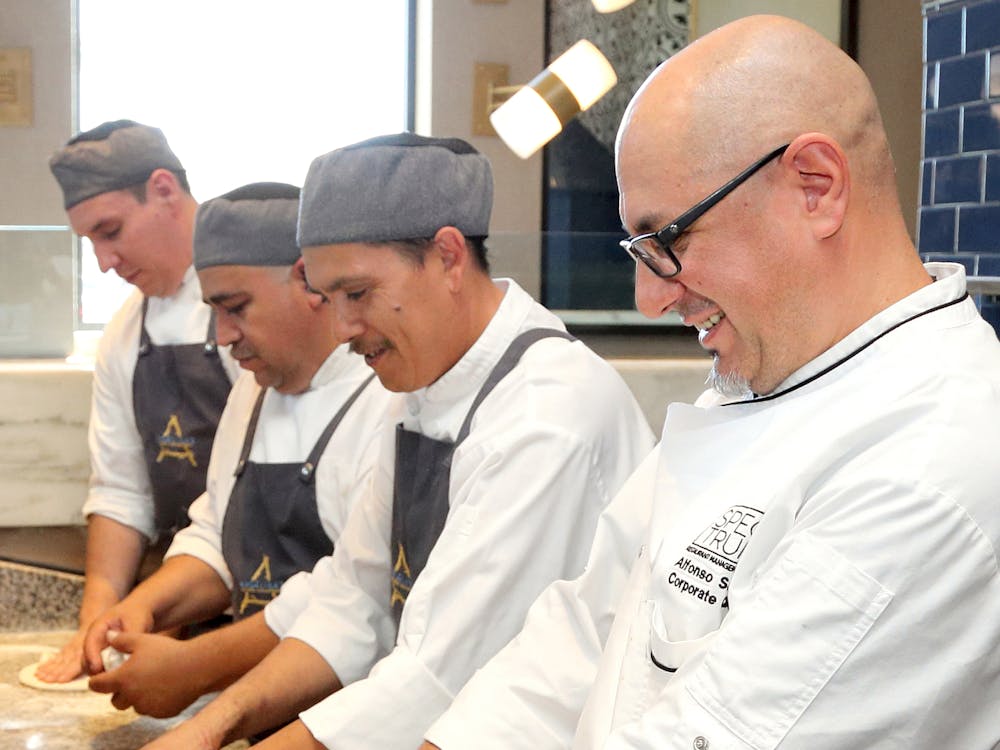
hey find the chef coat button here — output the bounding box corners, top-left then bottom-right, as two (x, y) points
(693, 737), (709, 750)
(204, 341), (217, 354)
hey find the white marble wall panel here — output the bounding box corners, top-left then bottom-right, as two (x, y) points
(0, 361), (91, 526)
(0, 356), (710, 528)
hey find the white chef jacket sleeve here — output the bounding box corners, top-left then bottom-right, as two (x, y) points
(82, 292), (157, 540)
(293, 409), (648, 750)
(603, 473), (1000, 750)
(425, 449), (659, 750)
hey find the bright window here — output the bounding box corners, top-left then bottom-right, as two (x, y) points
(77, 1), (412, 325)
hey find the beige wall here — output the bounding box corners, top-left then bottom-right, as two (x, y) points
(416, 0), (546, 296)
(0, 0), (73, 226)
(856, 0), (923, 240)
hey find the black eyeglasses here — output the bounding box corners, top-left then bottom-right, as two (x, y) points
(619, 143), (790, 279)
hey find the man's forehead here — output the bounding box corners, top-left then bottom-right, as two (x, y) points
(302, 243), (380, 288)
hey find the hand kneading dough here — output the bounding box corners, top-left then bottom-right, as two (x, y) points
(18, 645), (128, 692)
(18, 649), (90, 692)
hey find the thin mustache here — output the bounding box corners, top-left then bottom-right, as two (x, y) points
(350, 339), (393, 356)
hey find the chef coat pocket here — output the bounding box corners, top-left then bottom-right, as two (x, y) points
(686, 533), (893, 750)
(648, 602), (717, 675)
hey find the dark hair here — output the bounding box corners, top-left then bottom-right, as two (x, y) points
(123, 169), (192, 203)
(390, 235), (490, 274)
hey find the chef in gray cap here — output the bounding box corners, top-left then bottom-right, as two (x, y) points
(81, 183), (391, 718)
(39, 120), (239, 684)
(139, 133), (654, 750)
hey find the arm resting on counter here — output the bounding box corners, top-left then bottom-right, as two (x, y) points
(82, 553), (231, 673)
(89, 610), (280, 718)
(35, 514), (146, 683)
(139, 635), (342, 749)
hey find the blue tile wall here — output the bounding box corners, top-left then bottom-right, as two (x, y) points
(986, 154), (1000, 200)
(926, 8), (964, 60)
(924, 108), (961, 156)
(938, 54), (986, 106)
(922, 0), (1000, 333)
(958, 205), (1000, 249)
(935, 156), (982, 202)
(966, 0), (1000, 51)
(962, 103), (1000, 151)
(918, 207), (957, 251)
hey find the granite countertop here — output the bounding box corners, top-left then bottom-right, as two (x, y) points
(0, 630), (248, 750)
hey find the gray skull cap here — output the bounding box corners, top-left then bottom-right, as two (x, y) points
(49, 119), (186, 210)
(194, 183), (302, 270)
(298, 132), (493, 248)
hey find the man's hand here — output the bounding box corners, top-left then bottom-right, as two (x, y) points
(89, 631), (205, 718)
(34, 630), (87, 683)
(419, 743), (442, 750)
(82, 600), (155, 674)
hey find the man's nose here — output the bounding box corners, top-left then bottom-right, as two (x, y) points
(214, 313), (241, 347)
(92, 244), (120, 274)
(331, 298), (365, 343)
(634, 263), (686, 320)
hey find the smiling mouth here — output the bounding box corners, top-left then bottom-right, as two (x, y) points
(693, 312), (725, 332)
(351, 340), (392, 367)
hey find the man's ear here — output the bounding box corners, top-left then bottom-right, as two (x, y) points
(293, 257), (326, 310)
(146, 168), (182, 208)
(785, 133), (849, 241)
(432, 226), (471, 292)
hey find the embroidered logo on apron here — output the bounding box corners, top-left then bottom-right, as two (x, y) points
(156, 414), (198, 466)
(236, 554), (282, 614)
(669, 504), (763, 610)
(391, 542), (413, 609)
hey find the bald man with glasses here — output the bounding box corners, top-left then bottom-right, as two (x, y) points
(423, 15), (1000, 750)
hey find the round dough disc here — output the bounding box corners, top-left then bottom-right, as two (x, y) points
(18, 659), (91, 692)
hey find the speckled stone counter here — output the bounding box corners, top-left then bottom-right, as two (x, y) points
(0, 631), (248, 749)
(0, 561), (81, 631)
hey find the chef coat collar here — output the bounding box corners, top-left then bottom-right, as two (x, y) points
(746, 262), (969, 403)
(404, 278), (533, 412)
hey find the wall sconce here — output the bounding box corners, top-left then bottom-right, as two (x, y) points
(591, 0), (636, 11)
(474, 40), (617, 159)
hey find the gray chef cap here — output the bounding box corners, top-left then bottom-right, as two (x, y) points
(49, 120), (186, 210)
(194, 183), (301, 271)
(298, 133), (493, 248)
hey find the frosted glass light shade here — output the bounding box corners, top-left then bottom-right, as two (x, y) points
(489, 40), (617, 159)
(548, 40), (617, 110)
(592, 0), (636, 12)
(489, 87), (562, 159)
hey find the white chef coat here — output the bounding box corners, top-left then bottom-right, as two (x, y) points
(165, 345), (393, 588)
(428, 262), (1000, 750)
(83, 266), (241, 541)
(262, 278), (655, 750)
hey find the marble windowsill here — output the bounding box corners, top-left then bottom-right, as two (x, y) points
(0, 355), (711, 532)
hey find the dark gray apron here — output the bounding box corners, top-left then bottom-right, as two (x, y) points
(221, 373), (376, 620)
(389, 328), (574, 627)
(132, 297), (232, 538)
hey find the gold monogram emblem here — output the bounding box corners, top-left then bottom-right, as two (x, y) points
(238, 554), (281, 614)
(156, 414), (198, 467)
(390, 542), (413, 608)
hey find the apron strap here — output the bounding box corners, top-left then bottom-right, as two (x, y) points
(137, 297), (152, 356)
(138, 297), (219, 355)
(204, 308), (219, 355)
(234, 387), (268, 478)
(299, 373), (377, 484)
(455, 327), (575, 445)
